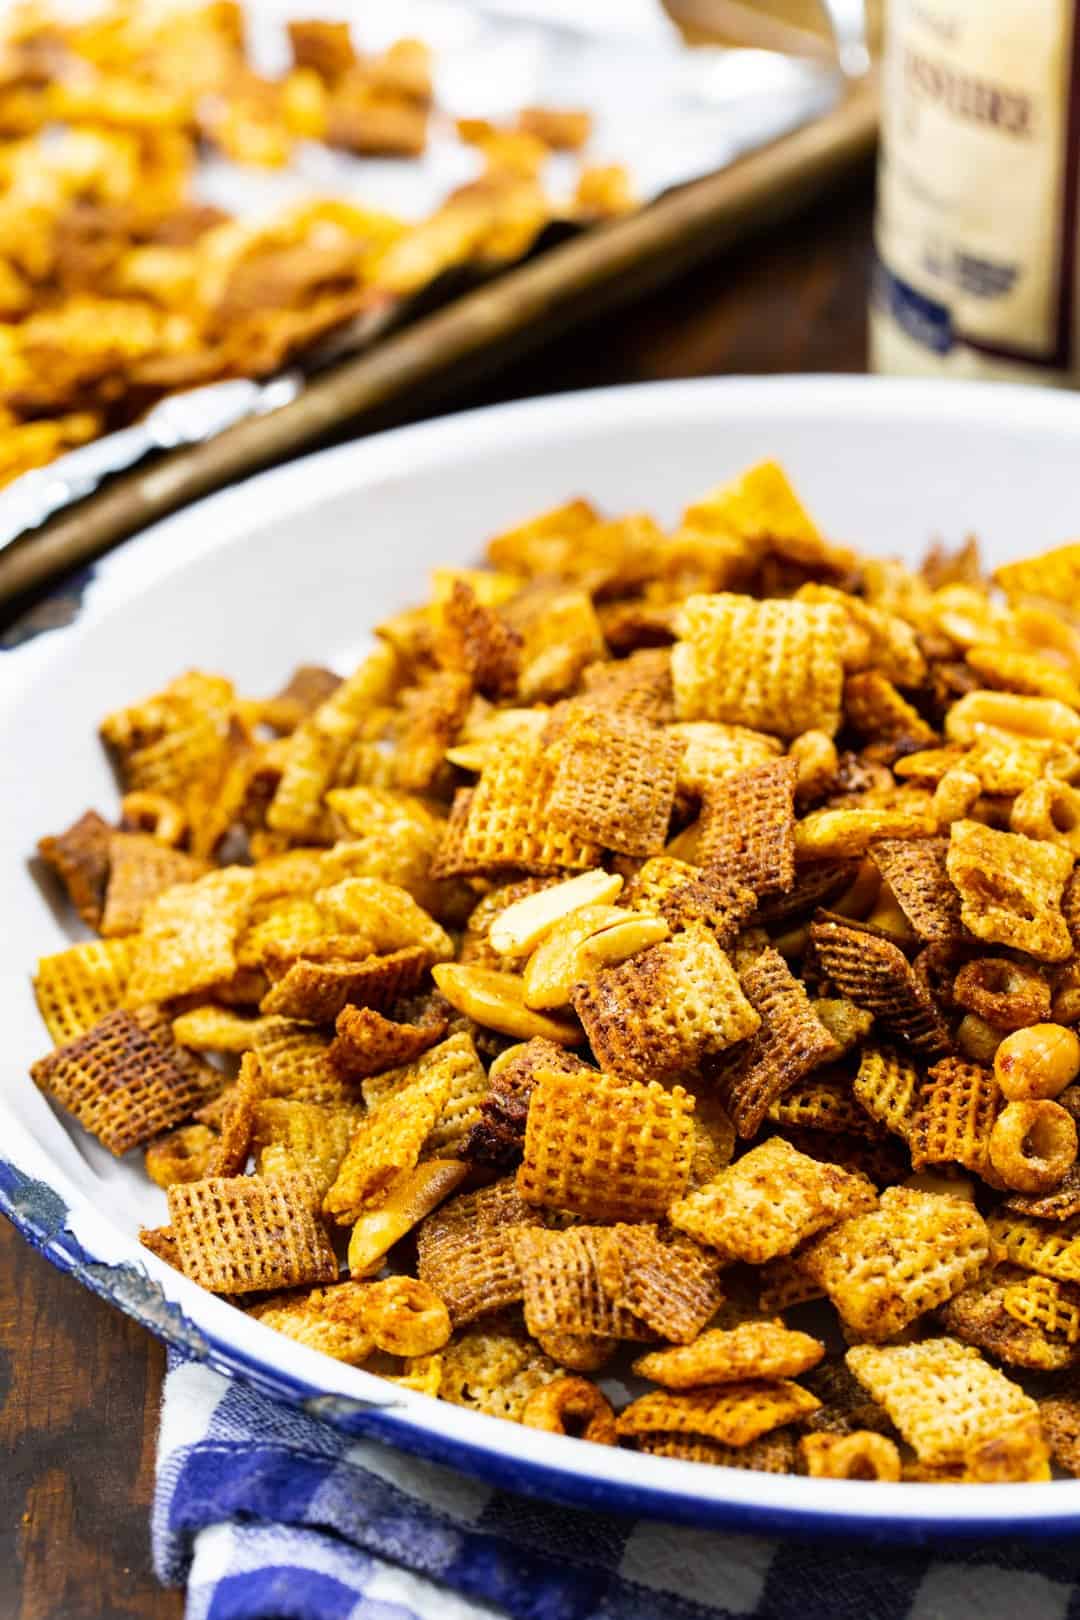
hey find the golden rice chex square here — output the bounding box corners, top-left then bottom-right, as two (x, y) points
(167, 1170), (338, 1294)
(546, 704), (682, 857)
(517, 1070), (695, 1220)
(571, 926), (759, 1086)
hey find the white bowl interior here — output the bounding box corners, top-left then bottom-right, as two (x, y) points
(5, 375), (1080, 1530)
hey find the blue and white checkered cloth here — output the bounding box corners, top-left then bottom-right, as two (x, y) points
(153, 1353), (1080, 1620)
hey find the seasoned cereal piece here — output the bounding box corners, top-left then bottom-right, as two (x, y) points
(712, 948), (840, 1138)
(145, 1124), (218, 1190)
(785, 1126), (910, 1188)
(515, 1226), (650, 1340)
(597, 1225), (726, 1343)
(795, 806), (937, 861)
(808, 998), (874, 1056)
(517, 1070), (695, 1220)
(1039, 1390), (1080, 1476)
(100, 671), (235, 806)
(572, 926), (759, 1086)
(168, 1171), (337, 1295)
(633, 1323), (824, 1388)
(359, 1031), (490, 1158)
(445, 738), (603, 876)
(417, 1178), (544, 1325)
(670, 1138), (876, 1264)
(808, 918), (950, 1055)
(581, 649), (675, 726)
(323, 1068), (450, 1222)
(250, 1280), (374, 1366)
(759, 1252), (826, 1314)
(1004, 1269), (1080, 1345)
(803, 1187), (990, 1340)
(616, 1381), (820, 1446)
(328, 1004), (445, 1081)
(636, 1429), (798, 1472)
(463, 1038), (592, 1170)
(672, 594), (847, 738)
(252, 1097), (363, 1195)
(139, 1225), (182, 1270)
(696, 759), (797, 896)
(33, 937), (138, 1046)
(546, 705), (682, 857)
(505, 584), (606, 703)
(1004, 1162), (1080, 1221)
(947, 820), (1074, 962)
(846, 1337), (1040, 1466)
(31, 1006), (218, 1157)
(852, 1045), (922, 1141)
(988, 1211), (1080, 1284)
(348, 1159), (467, 1277)
(682, 459), (851, 571)
(37, 809), (112, 929)
(938, 1267), (1080, 1372)
(799, 1431), (901, 1481)
(315, 876), (454, 962)
(867, 838), (965, 943)
(439, 1322), (561, 1421)
(625, 857), (756, 945)
(100, 831), (208, 937)
(128, 867), (254, 1003)
(668, 722), (783, 800)
(251, 1017), (352, 1102)
(521, 1376), (616, 1443)
(393, 670), (473, 793)
(360, 1277), (452, 1357)
(910, 1057), (1002, 1181)
(769, 1073), (881, 1137)
(844, 671), (937, 747)
(534, 1332), (617, 1373)
(802, 1360), (897, 1437)
(434, 581), (521, 700)
(206, 1054), (261, 1178)
(995, 541), (1080, 605)
(260, 945), (432, 1022)
(171, 1006), (275, 1054)
(953, 959), (1051, 1032)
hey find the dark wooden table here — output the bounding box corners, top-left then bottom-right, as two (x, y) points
(0, 175), (874, 1620)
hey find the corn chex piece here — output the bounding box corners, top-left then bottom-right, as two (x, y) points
(505, 583), (606, 704)
(394, 668), (474, 792)
(237, 896), (329, 971)
(1003, 1270), (1080, 1347)
(171, 1006), (276, 1054)
(348, 1160), (467, 1277)
(683, 459), (853, 574)
(844, 670), (937, 746)
(249, 1280), (374, 1365)
(769, 1073), (880, 1138)
(808, 918), (950, 1055)
(580, 648), (675, 726)
(803, 1187), (990, 1340)
(359, 1032), (490, 1158)
(636, 1429), (798, 1472)
(667, 721), (783, 797)
(100, 671), (236, 806)
(30, 1005), (218, 1157)
(439, 1322), (561, 1421)
(260, 944), (432, 1022)
(988, 1212), (1080, 1284)
(712, 948), (839, 1138)
(324, 1068), (450, 1222)
(168, 1171), (337, 1295)
(852, 1045), (922, 1142)
(946, 820), (1074, 963)
(910, 1057), (1001, 1181)
(571, 926), (758, 1086)
(315, 876), (454, 963)
(127, 867), (254, 1003)
(434, 579), (520, 699)
(616, 1380), (820, 1446)
(251, 1017), (356, 1102)
(444, 738), (603, 876)
(545, 704), (682, 857)
(417, 1178), (544, 1325)
(597, 1225), (726, 1343)
(633, 1323), (824, 1389)
(995, 541), (1080, 605)
(323, 792), (452, 918)
(513, 1226), (650, 1340)
(33, 937), (138, 1047)
(37, 809), (112, 930)
(938, 1267), (1079, 1372)
(328, 1004), (446, 1081)
(846, 1337), (1039, 1466)
(867, 837), (965, 944)
(670, 1138), (876, 1264)
(696, 759), (797, 897)
(672, 593), (847, 739)
(517, 1070), (694, 1220)
(625, 857), (756, 946)
(99, 832), (208, 938)
(139, 1224), (182, 1269)
(252, 1098), (363, 1195)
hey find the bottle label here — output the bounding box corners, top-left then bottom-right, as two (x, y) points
(874, 0), (1080, 379)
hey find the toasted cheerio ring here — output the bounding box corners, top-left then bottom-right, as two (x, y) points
(521, 1377), (616, 1444)
(953, 958), (1052, 1031)
(359, 1277), (452, 1357)
(988, 1099), (1078, 1193)
(994, 1023), (1080, 1100)
(120, 791), (188, 847)
(798, 1431), (901, 1482)
(144, 1124), (217, 1189)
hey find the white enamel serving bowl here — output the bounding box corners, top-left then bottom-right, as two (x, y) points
(4, 375), (1080, 1540)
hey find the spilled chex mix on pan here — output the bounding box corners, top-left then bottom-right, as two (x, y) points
(31, 459), (1080, 1482)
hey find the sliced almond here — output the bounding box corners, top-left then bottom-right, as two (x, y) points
(489, 869), (624, 957)
(432, 962), (580, 1044)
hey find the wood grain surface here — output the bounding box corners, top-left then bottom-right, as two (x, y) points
(0, 178), (874, 1620)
